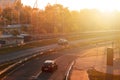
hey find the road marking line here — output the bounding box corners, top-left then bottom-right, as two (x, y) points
(31, 71), (42, 79)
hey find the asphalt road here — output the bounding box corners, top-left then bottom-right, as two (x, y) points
(3, 47), (80, 80)
(0, 44), (58, 63)
(0, 34), (119, 64)
(2, 39), (120, 80)
(1, 35), (119, 80)
(3, 42), (116, 80)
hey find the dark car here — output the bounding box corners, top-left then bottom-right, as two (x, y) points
(41, 60), (58, 72)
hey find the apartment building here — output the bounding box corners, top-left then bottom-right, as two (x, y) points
(0, 0), (21, 8)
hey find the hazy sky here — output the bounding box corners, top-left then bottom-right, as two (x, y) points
(21, 0), (120, 11)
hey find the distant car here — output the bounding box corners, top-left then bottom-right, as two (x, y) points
(41, 60), (58, 72)
(58, 39), (68, 45)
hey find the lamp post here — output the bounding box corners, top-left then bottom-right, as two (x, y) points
(62, 10), (65, 34)
(4, 18), (7, 27)
(31, 0), (39, 39)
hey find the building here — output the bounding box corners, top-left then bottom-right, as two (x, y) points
(2, 24), (30, 34)
(0, 0), (21, 9)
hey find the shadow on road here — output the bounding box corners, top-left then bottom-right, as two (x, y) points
(38, 72), (54, 80)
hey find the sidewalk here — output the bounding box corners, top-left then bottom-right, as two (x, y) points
(70, 69), (89, 80)
(70, 57), (120, 80)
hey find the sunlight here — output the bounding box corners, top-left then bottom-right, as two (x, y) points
(96, 0), (119, 12)
(21, 0), (120, 12)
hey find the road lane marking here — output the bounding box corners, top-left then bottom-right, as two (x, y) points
(30, 71), (42, 79)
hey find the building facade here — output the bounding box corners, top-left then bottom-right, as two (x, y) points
(0, 0), (21, 8)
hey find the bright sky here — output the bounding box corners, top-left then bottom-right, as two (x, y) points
(21, 0), (120, 11)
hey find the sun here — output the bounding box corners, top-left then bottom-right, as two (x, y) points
(21, 0), (120, 12)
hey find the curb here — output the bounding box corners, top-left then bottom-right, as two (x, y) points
(64, 61), (75, 80)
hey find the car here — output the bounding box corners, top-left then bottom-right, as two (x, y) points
(58, 38), (68, 45)
(41, 60), (58, 72)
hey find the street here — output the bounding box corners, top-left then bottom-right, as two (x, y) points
(3, 42), (120, 80)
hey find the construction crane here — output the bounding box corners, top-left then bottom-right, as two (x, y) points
(31, 0), (39, 35)
(13, 0), (21, 24)
(33, 0), (38, 10)
(15, 0), (21, 3)
(14, 0), (22, 7)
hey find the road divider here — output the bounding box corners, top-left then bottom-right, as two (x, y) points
(64, 61), (75, 80)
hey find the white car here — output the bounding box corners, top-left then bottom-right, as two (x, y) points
(58, 39), (68, 45)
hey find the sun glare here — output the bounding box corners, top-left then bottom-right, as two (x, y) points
(22, 0), (120, 12)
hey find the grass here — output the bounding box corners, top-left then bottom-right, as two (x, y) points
(87, 68), (120, 80)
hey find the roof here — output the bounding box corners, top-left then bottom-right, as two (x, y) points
(3, 24), (30, 29)
(0, 0), (21, 9)
(0, 34), (24, 39)
(58, 38), (68, 43)
(44, 60), (55, 63)
(0, 35), (13, 38)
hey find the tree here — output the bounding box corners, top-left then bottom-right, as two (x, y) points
(44, 4), (72, 33)
(20, 6), (32, 24)
(1, 7), (12, 24)
(14, 0), (23, 10)
(11, 30), (20, 44)
(21, 25), (28, 33)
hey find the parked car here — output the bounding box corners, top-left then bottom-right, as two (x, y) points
(41, 60), (58, 72)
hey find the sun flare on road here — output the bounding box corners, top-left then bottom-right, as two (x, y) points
(22, 0), (120, 12)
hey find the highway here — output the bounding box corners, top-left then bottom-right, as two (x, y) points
(3, 47), (80, 80)
(0, 44), (58, 63)
(3, 41), (117, 80)
(0, 35), (120, 80)
(0, 35), (118, 63)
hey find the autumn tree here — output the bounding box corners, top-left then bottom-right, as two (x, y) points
(11, 29), (20, 43)
(44, 4), (72, 33)
(1, 7), (13, 25)
(20, 6), (32, 24)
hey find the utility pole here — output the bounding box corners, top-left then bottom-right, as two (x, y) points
(106, 48), (113, 80)
(31, 0), (39, 39)
(14, 0), (21, 24)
